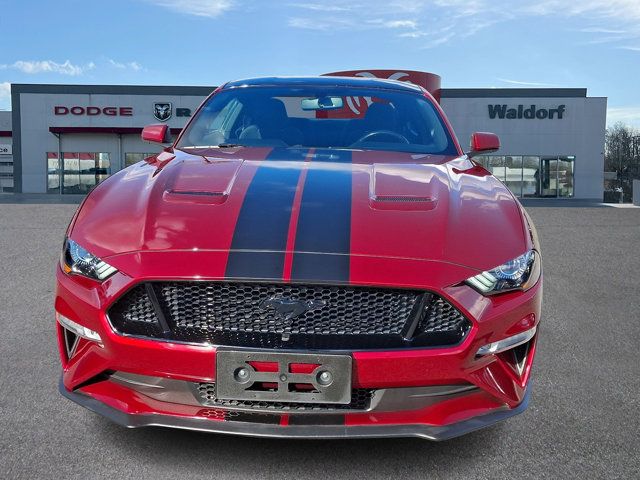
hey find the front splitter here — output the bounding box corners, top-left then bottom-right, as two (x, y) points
(59, 377), (531, 441)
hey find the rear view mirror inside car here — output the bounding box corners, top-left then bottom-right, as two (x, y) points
(301, 96), (344, 111)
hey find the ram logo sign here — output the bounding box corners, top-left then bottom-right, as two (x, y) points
(153, 103), (172, 122)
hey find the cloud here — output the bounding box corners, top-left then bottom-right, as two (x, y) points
(108, 59), (144, 71)
(288, 16), (356, 31)
(286, 1), (504, 46)
(144, 0), (234, 18)
(381, 20), (418, 29)
(433, 0), (485, 17)
(288, 3), (351, 12)
(607, 106), (640, 127)
(0, 60), (93, 76)
(0, 82), (10, 99)
(522, 0), (640, 22)
(579, 27), (626, 34)
(287, 0), (640, 48)
(497, 78), (560, 87)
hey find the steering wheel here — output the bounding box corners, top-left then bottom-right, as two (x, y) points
(355, 130), (410, 144)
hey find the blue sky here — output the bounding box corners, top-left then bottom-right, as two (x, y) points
(1, 0), (639, 126)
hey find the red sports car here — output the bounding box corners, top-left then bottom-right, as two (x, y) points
(56, 76), (542, 440)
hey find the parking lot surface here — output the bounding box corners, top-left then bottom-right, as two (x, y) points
(0, 202), (638, 479)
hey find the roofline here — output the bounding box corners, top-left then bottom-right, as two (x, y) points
(9, 83), (593, 99)
(223, 76), (424, 92)
(441, 88), (588, 98)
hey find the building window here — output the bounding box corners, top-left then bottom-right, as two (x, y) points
(475, 155), (574, 198)
(47, 153), (60, 194)
(47, 152), (111, 194)
(522, 156), (541, 197)
(124, 153), (156, 167)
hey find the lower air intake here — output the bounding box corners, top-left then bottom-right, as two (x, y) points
(196, 383), (374, 412)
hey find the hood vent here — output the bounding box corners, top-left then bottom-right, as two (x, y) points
(369, 163), (441, 211)
(163, 189), (228, 204)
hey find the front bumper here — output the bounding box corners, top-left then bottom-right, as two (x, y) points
(55, 254), (542, 440)
(59, 376), (531, 440)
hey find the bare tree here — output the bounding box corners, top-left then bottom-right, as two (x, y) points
(605, 122), (640, 201)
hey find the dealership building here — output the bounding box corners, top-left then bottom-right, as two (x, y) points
(2, 74), (607, 200)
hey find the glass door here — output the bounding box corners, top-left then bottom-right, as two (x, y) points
(557, 157), (574, 197)
(47, 153), (61, 193)
(522, 156), (541, 197)
(540, 157), (559, 197)
(504, 156), (524, 197)
(62, 153), (111, 194)
(540, 157), (575, 198)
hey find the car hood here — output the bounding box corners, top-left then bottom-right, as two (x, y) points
(71, 147), (528, 280)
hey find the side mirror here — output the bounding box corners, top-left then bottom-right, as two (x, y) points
(142, 124), (171, 144)
(467, 132), (500, 158)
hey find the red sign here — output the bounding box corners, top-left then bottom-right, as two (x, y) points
(319, 70), (442, 119)
(54, 106), (133, 116)
(322, 70), (441, 101)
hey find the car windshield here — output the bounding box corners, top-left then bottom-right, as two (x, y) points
(177, 86), (458, 155)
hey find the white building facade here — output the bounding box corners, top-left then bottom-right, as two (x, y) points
(6, 82), (606, 200)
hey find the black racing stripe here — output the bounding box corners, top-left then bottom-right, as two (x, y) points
(291, 149), (352, 282)
(225, 148), (309, 279)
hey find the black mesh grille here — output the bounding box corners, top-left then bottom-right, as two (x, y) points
(420, 296), (470, 333)
(108, 282), (471, 349)
(107, 285), (163, 338)
(196, 383), (374, 412)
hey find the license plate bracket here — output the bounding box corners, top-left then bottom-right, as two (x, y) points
(215, 350), (352, 404)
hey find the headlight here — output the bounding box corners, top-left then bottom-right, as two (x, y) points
(466, 250), (540, 295)
(62, 238), (117, 281)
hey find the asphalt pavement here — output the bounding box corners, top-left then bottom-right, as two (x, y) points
(0, 202), (638, 479)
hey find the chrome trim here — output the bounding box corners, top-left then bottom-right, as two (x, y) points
(56, 312), (101, 342)
(476, 326), (537, 356)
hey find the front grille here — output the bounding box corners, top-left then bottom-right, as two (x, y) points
(108, 282), (471, 349)
(196, 383), (374, 412)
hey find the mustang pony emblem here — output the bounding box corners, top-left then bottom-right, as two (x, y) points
(259, 297), (326, 320)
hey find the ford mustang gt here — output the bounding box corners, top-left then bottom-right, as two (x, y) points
(56, 76), (542, 440)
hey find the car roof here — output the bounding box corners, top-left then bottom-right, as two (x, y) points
(223, 76), (424, 93)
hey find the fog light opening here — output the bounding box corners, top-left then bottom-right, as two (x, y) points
(63, 328), (80, 359)
(509, 341), (531, 376)
(56, 312), (102, 360)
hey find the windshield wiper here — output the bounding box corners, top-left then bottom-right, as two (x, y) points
(217, 143), (244, 148)
(181, 143), (244, 149)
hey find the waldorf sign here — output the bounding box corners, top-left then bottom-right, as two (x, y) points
(488, 104), (566, 120)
